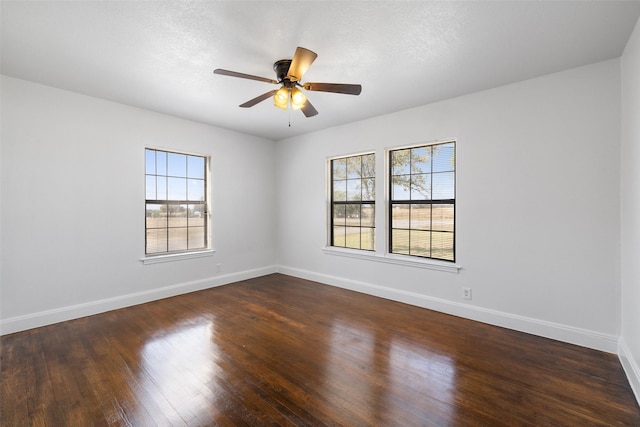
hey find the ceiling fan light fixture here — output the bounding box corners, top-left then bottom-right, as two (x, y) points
(274, 87), (289, 110)
(290, 88), (307, 110)
(214, 46), (362, 119)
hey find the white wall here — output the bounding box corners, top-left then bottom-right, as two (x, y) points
(0, 58), (627, 355)
(0, 75), (278, 333)
(276, 59), (622, 352)
(621, 16), (640, 402)
(0, 50), (635, 401)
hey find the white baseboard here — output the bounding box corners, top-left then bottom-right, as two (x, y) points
(277, 265), (619, 354)
(2, 263), (621, 355)
(619, 338), (640, 405)
(0, 265), (277, 336)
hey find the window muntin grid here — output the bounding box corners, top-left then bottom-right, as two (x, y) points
(389, 142), (455, 262)
(331, 153), (375, 251)
(145, 148), (208, 255)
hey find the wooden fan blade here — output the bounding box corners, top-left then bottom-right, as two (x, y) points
(303, 82), (362, 95)
(287, 47), (317, 82)
(214, 69), (278, 85)
(301, 99), (318, 117)
(239, 90), (278, 108)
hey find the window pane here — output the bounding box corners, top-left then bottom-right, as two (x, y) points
(333, 204), (346, 226)
(187, 155), (205, 179)
(346, 156), (361, 179)
(146, 204), (167, 228)
(188, 227), (206, 249)
(362, 178), (375, 201)
(392, 176), (410, 200)
(188, 179), (205, 201)
(168, 227), (188, 251)
(433, 143), (455, 172)
(432, 172), (454, 199)
(156, 151), (167, 175)
(410, 204), (431, 230)
(432, 204), (454, 231)
(168, 205), (188, 227)
(157, 176), (167, 200)
(410, 230), (431, 257)
(391, 149), (410, 175)
(145, 149), (156, 174)
(361, 228), (375, 250)
(146, 228), (167, 253)
(410, 174), (431, 200)
(168, 177), (187, 200)
(332, 158), (346, 180)
(391, 229), (410, 254)
(146, 175), (156, 199)
(391, 204), (410, 229)
(344, 204), (361, 227)
(333, 226), (346, 247)
(347, 179), (361, 201)
(333, 179), (347, 201)
(411, 146), (431, 174)
(362, 154), (375, 178)
(188, 204), (205, 227)
(432, 231), (454, 261)
(345, 204), (362, 227)
(168, 153), (187, 177)
(345, 226), (361, 249)
(361, 204), (375, 227)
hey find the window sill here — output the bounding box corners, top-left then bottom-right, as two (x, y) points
(141, 249), (215, 265)
(322, 247), (461, 273)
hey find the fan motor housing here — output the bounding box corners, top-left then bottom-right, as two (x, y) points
(274, 60), (295, 86)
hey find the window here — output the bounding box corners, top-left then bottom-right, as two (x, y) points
(145, 148), (208, 255)
(330, 153), (375, 250)
(389, 142), (455, 261)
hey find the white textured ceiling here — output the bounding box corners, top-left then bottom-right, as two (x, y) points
(2, 1), (640, 141)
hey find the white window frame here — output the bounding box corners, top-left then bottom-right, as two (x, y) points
(323, 140), (461, 274)
(388, 140), (456, 262)
(141, 147), (214, 265)
(327, 151), (376, 251)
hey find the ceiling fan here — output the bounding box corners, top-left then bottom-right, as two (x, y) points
(213, 47), (362, 118)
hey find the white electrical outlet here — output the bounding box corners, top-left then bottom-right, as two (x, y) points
(216, 263), (222, 273)
(462, 287), (472, 300)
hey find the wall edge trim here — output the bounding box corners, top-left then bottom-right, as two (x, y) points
(619, 337), (640, 406)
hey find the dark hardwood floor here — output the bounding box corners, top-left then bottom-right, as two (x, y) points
(2, 273), (639, 426)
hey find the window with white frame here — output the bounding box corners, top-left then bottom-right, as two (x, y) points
(330, 153), (375, 250)
(389, 141), (455, 261)
(145, 148), (208, 255)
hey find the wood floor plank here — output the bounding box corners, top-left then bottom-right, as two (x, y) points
(2, 273), (639, 426)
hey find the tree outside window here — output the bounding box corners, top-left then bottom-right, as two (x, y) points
(330, 153), (375, 251)
(389, 142), (455, 261)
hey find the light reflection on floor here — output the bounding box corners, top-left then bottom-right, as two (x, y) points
(323, 318), (456, 425)
(139, 320), (220, 424)
(324, 319), (376, 423)
(387, 336), (456, 423)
